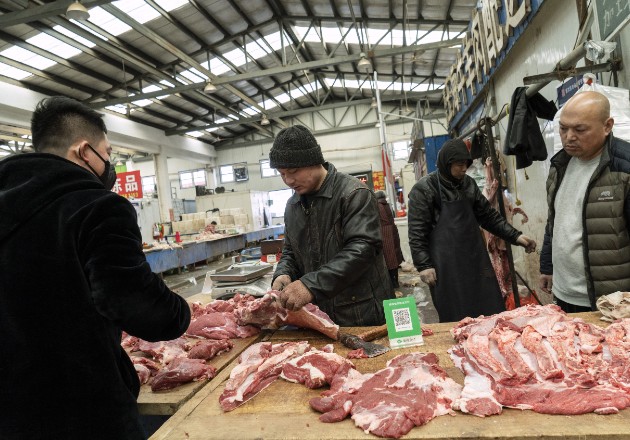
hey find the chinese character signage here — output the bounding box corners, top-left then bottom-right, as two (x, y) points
(443, 0), (545, 130)
(112, 170), (143, 199)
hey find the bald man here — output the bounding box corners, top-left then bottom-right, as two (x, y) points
(540, 91), (630, 312)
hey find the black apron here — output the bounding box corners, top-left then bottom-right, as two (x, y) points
(428, 182), (505, 323)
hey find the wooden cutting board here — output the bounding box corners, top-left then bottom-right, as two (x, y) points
(151, 312), (630, 439)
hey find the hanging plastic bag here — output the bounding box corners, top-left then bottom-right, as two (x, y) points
(552, 73), (630, 154)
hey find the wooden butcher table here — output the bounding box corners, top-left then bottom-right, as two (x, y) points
(150, 311), (630, 439)
(137, 293), (264, 415)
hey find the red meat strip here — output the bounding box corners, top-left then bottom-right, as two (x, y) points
(151, 357), (216, 391)
(219, 341), (310, 411)
(310, 352), (462, 439)
(234, 292), (339, 339)
(188, 339), (234, 360)
(186, 312), (260, 340)
(281, 349), (355, 388)
(449, 305), (630, 417)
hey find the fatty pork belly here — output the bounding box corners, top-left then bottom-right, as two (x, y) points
(449, 304), (630, 416)
(234, 291), (340, 339)
(309, 352), (462, 439)
(219, 341), (310, 411)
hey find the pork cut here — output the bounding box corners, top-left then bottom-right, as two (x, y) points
(137, 337), (189, 364)
(186, 312), (260, 340)
(131, 357), (161, 385)
(280, 348), (355, 389)
(449, 304), (630, 417)
(188, 339), (234, 360)
(234, 291), (340, 339)
(219, 341), (310, 411)
(151, 357), (217, 391)
(309, 352), (462, 439)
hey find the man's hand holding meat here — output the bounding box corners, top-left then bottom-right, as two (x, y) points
(271, 274), (292, 292)
(278, 280), (314, 311)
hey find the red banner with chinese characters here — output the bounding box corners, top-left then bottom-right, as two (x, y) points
(113, 170), (143, 199)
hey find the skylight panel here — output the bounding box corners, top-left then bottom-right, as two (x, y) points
(179, 68), (205, 82)
(0, 63), (31, 80)
(242, 108), (259, 116)
(201, 59), (231, 76)
(187, 131), (204, 137)
(27, 34), (81, 59)
(143, 84), (168, 99)
(206, 127), (219, 132)
(88, 7), (132, 36)
(154, 0), (189, 11)
(1, 46), (55, 70)
(132, 98), (153, 107)
(159, 80), (175, 87)
(113, 0), (160, 24)
(53, 25), (97, 48)
(106, 104), (129, 114)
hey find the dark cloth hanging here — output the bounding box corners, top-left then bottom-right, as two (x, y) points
(503, 87), (558, 169)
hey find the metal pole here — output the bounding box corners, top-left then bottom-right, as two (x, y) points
(374, 71), (398, 207)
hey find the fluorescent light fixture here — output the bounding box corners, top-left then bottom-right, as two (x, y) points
(260, 114), (270, 126)
(66, 1), (90, 21)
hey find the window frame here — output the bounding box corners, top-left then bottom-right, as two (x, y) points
(260, 159), (280, 178)
(179, 168), (207, 189)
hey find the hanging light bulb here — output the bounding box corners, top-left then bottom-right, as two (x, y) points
(203, 79), (217, 93)
(357, 52), (372, 69)
(260, 114), (270, 126)
(66, 1), (90, 20)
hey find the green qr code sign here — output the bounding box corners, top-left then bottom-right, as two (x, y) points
(383, 297), (424, 349)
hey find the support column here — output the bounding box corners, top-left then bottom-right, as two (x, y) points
(153, 152), (174, 222)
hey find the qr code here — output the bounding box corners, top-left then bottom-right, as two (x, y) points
(393, 308), (413, 332)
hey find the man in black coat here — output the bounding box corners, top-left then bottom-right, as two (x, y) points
(0, 96), (191, 439)
(408, 139), (536, 322)
(269, 125), (394, 326)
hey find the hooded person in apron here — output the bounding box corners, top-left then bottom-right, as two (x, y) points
(408, 139), (536, 322)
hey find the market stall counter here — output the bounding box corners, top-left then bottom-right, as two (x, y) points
(149, 312), (630, 440)
(144, 226), (284, 274)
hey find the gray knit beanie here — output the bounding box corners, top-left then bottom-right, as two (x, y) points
(269, 125), (325, 169)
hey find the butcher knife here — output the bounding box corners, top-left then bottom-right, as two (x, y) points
(338, 324), (390, 358)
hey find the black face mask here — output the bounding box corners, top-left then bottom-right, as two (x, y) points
(85, 144), (117, 190)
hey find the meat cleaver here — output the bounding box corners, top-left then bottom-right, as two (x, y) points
(338, 324), (390, 357)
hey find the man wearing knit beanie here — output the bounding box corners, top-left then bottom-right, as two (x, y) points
(269, 125), (394, 326)
(407, 138), (536, 323)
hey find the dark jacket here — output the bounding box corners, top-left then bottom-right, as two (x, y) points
(273, 162), (394, 326)
(540, 135), (630, 309)
(0, 154), (191, 440)
(503, 86), (557, 169)
(376, 196), (404, 270)
(408, 140), (522, 271)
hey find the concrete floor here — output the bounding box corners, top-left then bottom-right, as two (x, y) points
(161, 257), (440, 325)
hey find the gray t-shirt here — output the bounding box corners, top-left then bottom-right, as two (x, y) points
(552, 155), (600, 307)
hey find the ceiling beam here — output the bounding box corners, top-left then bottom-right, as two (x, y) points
(89, 38), (460, 109)
(0, 0), (115, 27)
(166, 90), (442, 135)
(281, 15), (468, 26)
